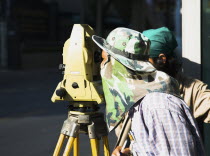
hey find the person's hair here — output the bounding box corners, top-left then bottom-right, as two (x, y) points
(151, 55), (182, 78)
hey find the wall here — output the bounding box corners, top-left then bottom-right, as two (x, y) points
(182, 0), (201, 79)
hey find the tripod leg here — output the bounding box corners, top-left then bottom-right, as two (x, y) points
(53, 134), (65, 156)
(96, 139), (100, 154)
(102, 136), (110, 156)
(63, 137), (75, 156)
(90, 139), (99, 156)
(73, 134), (79, 156)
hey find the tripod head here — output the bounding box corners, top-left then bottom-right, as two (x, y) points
(51, 24), (104, 107)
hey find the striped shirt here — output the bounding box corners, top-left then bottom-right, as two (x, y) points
(129, 92), (205, 156)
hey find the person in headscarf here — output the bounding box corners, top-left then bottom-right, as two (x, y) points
(92, 27), (205, 156)
(143, 27), (210, 125)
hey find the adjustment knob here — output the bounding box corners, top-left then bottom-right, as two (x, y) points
(72, 82), (79, 89)
(59, 64), (65, 70)
(56, 88), (67, 98)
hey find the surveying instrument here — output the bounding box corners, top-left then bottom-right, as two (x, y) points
(51, 24), (110, 156)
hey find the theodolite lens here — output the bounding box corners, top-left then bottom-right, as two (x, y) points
(72, 82), (79, 89)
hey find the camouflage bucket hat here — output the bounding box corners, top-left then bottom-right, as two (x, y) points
(92, 27), (154, 72)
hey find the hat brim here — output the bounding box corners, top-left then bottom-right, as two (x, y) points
(92, 35), (110, 53)
(92, 35), (124, 64)
(92, 35), (156, 72)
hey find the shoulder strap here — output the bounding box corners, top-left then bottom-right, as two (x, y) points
(115, 113), (132, 148)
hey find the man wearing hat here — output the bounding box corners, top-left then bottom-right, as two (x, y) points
(92, 27), (205, 155)
(143, 27), (210, 125)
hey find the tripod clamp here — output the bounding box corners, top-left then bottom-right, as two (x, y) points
(61, 111), (108, 139)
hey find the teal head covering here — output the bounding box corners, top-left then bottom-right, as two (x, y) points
(143, 27), (178, 58)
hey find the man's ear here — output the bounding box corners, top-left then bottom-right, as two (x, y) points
(159, 53), (167, 64)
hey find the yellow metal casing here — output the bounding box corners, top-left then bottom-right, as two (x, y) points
(51, 24), (103, 104)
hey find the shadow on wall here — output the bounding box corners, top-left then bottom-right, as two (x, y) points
(182, 57), (201, 80)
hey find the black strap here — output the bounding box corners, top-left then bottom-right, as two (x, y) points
(105, 44), (149, 61)
(115, 113), (132, 148)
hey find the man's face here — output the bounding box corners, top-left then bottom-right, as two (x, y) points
(148, 54), (167, 66)
(148, 58), (155, 65)
(102, 50), (108, 60)
(100, 50), (109, 68)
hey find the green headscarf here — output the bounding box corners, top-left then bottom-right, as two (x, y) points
(143, 27), (178, 58)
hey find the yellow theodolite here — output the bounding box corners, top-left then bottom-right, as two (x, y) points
(51, 24), (110, 156)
